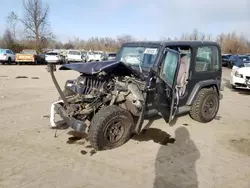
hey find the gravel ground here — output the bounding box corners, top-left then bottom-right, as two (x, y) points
(0, 65), (249, 188)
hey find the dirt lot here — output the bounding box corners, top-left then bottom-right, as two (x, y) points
(0, 65), (250, 188)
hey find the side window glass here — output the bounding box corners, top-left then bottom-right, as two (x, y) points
(195, 46), (219, 72)
(160, 50), (179, 86)
(7, 50), (11, 54)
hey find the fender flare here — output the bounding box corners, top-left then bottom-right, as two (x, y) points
(186, 80), (220, 105)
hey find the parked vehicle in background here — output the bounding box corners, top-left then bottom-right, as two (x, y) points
(230, 59), (250, 89)
(107, 53), (117, 60)
(45, 51), (62, 64)
(239, 55), (250, 63)
(16, 49), (40, 65)
(39, 53), (46, 64)
(86, 51), (102, 62)
(228, 55), (243, 68)
(65, 50), (82, 63)
(81, 51), (87, 62)
(100, 53), (108, 61)
(0, 49), (16, 64)
(221, 54), (231, 67)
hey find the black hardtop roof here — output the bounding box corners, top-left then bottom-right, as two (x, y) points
(123, 40), (220, 47)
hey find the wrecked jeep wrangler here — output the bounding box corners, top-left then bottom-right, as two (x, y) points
(47, 41), (223, 150)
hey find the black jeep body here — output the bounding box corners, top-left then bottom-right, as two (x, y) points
(47, 41), (223, 150)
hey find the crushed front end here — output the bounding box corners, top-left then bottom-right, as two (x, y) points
(47, 61), (146, 134)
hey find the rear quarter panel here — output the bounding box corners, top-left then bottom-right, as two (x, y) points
(180, 44), (222, 106)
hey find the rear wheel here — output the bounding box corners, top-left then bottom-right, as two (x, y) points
(89, 105), (134, 150)
(190, 88), (219, 123)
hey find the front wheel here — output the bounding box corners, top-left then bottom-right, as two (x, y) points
(190, 88), (219, 123)
(89, 105), (134, 150)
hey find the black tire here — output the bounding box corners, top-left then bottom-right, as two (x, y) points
(231, 84), (236, 89)
(8, 58), (12, 65)
(89, 105), (134, 150)
(190, 88), (219, 123)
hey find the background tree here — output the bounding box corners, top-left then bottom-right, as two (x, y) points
(6, 12), (18, 39)
(216, 32), (250, 54)
(2, 29), (14, 49)
(8, 0), (53, 53)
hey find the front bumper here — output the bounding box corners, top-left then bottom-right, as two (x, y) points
(51, 102), (87, 132)
(46, 59), (60, 63)
(0, 58), (8, 61)
(231, 75), (250, 89)
(16, 59), (35, 62)
(47, 63), (86, 132)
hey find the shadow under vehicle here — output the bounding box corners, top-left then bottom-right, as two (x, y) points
(47, 41), (223, 151)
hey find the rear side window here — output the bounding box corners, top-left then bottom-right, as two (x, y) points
(195, 46), (219, 72)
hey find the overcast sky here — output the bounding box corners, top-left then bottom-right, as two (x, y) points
(0, 0), (249, 42)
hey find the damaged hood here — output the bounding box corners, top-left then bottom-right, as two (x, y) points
(59, 60), (147, 80)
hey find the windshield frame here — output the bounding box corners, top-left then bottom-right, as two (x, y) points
(115, 44), (161, 69)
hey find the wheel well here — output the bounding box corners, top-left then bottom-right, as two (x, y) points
(201, 84), (219, 95)
(186, 83), (220, 106)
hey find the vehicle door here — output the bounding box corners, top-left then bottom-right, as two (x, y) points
(156, 48), (181, 123)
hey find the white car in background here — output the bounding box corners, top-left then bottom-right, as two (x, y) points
(230, 61), (250, 89)
(0, 48), (16, 64)
(45, 51), (61, 64)
(107, 53), (117, 60)
(86, 52), (102, 62)
(66, 50), (82, 63)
